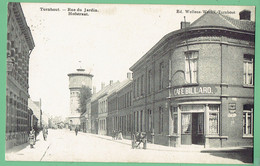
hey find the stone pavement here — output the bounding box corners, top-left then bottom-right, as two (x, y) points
(5, 131), (51, 161)
(82, 131), (253, 153)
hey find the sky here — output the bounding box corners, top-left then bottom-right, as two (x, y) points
(20, 3), (255, 118)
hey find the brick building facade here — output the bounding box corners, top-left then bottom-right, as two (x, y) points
(6, 2), (35, 149)
(129, 10), (254, 147)
(87, 10), (254, 148)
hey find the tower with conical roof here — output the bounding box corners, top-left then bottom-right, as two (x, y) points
(67, 67), (93, 128)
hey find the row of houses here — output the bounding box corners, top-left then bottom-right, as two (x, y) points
(80, 9), (254, 148)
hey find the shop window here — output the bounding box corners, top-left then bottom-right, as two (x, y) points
(181, 114), (191, 134)
(243, 54), (254, 86)
(209, 105), (219, 134)
(185, 51), (198, 84)
(159, 62), (164, 90)
(243, 104), (253, 136)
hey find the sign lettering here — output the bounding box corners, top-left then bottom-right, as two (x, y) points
(173, 86), (217, 96)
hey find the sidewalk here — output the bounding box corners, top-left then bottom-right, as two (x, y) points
(5, 131), (51, 161)
(80, 132), (253, 153)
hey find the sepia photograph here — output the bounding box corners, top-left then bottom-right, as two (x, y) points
(4, 1), (256, 164)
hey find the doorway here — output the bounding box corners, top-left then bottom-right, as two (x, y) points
(181, 113), (204, 145)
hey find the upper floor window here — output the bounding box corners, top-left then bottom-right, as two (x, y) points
(141, 75), (144, 96)
(185, 51), (198, 84)
(243, 54), (254, 86)
(133, 80), (136, 98)
(137, 78), (140, 97)
(243, 104), (253, 136)
(148, 70), (152, 94)
(159, 62), (164, 90)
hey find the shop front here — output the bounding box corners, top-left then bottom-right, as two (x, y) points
(169, 85), (221, 148)
(178, 103), (220, 147)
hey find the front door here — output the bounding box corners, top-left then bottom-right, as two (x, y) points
(192, 113), (204, 144)
(181, 113), (204, 145)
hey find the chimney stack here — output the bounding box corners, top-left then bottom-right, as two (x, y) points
(101, 82), (105, 89)
(109, 80), (113, 85)
(127, 72), (132, 80)
(180, 21), (190, 29)
(239, 10), (251, 20)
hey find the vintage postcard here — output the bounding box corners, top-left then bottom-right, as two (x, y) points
(5, 2), (255, 164)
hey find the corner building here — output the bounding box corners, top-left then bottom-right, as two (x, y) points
(130, 10), (254, 148)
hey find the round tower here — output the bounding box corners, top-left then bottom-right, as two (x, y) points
(67, 68), (93, 127)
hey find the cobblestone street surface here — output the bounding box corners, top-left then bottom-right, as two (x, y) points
(5, 129), (253, 164)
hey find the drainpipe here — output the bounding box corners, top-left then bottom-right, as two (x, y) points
(168, 52), (173, 147)
(220, 41), (223, 147)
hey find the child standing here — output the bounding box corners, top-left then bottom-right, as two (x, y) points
(28, 130), (35, 148)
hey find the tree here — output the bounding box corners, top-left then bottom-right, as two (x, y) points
(78, 85), (92, 114)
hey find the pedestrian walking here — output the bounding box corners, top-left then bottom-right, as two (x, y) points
(42, 127), (48, 141)
(75, 126), (78, 136)
(28, 129), (35, 148)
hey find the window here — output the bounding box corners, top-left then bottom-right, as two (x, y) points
(137, 78), (140, 97)
(171, 106), (178, 134)
(185, 51), (198, 83)
(129, 91), (132, 106)
(141, 75), (144, 95)
(148, 70), (152, 94)
(159, 107), (164, 133)
(243, 105), (253, 136)
(209, 105), (219, 134)
(148, 109), (153, 131)
(133, 80), (136, 98)
(140, 110), (143, 131)
(243, 54), (254, 85)
(159, 62), (164, 89)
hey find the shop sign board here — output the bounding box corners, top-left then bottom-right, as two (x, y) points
(172, 86), (217, 96)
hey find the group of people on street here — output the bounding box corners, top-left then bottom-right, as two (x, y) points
(28, 126), (48, 148)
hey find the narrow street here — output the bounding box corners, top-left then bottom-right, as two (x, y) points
(6, 129), (253, 164)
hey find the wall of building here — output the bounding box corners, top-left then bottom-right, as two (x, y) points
(6, 3), (34, 149)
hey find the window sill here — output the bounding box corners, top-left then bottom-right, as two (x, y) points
(242, 135), (253, 139)
(205, 135), (228, 139)
(167, 134), (179, 137)
(182, 83), (199, 87)
(243, 85), (254, 88)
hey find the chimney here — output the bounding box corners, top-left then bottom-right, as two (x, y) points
(93, 86), (96, 94)
(101, 82), (105, 89)
(239, 10), (251, 20)
(109, 80), (113, 85)
(180, 21), (190, 29)
(127, 72), (132, 79)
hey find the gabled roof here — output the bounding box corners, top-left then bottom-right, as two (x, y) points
(190, 11), (255, 32)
